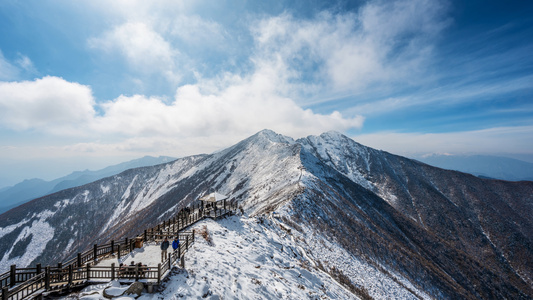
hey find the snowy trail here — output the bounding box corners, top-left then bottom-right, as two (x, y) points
(70, 215), (357, 299)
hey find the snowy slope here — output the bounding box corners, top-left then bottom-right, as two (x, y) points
(66, 215), (426, 300)
(0, 156), (176, 214)
(1, 129), (532, 299)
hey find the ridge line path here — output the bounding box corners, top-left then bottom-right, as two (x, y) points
(0, 201), (236, 300)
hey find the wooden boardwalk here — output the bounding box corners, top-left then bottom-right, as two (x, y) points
(0, 200), (236, 300)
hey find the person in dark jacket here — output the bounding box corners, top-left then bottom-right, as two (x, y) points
(161, 238), (170, 262)
(172, 237), (180, 252)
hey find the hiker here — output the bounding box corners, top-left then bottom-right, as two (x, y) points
(137, 262), (148, 278)
(118, 263), (126, 276)
(161, 237), (170, 262)
(126, 261), (136, 276)
(172, 236), (180, 252)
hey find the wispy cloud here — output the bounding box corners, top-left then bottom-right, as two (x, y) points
(0, 51), (19, 81)
(250, 0), (450, 105)
(88, 22), (181, 83)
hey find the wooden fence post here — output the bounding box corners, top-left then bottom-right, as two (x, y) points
(2, 286), (8, 300)
(86, 265), (91, 281)
(93, 244), (98, 263)
(180, 256), (185, 269)
(157, 264), (161, 285)
(186, 236), (189, 250)
(111, 263), (115, 281)
(77, 253), (82, 268)
(111, 240), (115, 255)
(68, 265), (73, 286)
(118, 244), (122, 260)
(168, 253), (172, 270)
(45, 267), (50, 290)
(177, 243), (181, 259)
(9, 265), (15, 287)
(144, 230), (147, 242)
(58, 263), (63, 281)
(36, 263), (42, 275)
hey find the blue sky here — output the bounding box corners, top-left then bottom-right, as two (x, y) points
(0, 0), (532, 187)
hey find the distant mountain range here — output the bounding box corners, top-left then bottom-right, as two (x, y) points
(0, 156), (176, 214)
(416, 154), (533, 181)
(0, 130), (531, 299)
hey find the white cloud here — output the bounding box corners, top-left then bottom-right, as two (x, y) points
(0, 76), (95, 133)
(354, 126), (533, 156)
(251, 0), (450, 102)
(89, 22), (181, 82)
(93, 64), (364, 139)
(0, 69), (363, 156)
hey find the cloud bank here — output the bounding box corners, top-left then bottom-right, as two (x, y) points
(0, 73), (363, 151)
(2, 0), (531, 186)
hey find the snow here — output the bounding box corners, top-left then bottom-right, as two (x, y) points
(122, 175), (138, 200)
(0, 210), (55, 271)
(76, 281), (135, 300)
(101, 185), (111, 194)
(82, 190), (90, 202)
(67, 215), (357, 299)
(96, 244), (166, 270)
(54, 199), (71, 209)
(0, 218), (30, 239)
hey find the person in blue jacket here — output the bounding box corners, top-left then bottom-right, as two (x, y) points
(172, 237), (180, 252)
(160, 237), (170, 262)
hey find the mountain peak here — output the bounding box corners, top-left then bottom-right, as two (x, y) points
(253, 129), (295, 144)
(320, 130), (347, 139)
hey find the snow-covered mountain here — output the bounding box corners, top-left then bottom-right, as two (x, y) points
(1, 130), (532, 299)
(0, 156), (176, 214)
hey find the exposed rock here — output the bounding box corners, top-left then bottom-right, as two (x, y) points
(124, 282), (144, 298)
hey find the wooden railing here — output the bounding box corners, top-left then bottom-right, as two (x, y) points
(0, 199), (237, 300)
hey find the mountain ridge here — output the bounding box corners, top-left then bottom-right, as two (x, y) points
(0, 155), (176, 214)
(0, 130), (531, 299)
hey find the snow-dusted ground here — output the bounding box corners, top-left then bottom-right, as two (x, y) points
(66, 215), (357, 299)
(63, 211), (430, 300)
(95, 244), (167, 271)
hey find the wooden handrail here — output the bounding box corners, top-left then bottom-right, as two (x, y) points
(0, 199), (235, 300)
